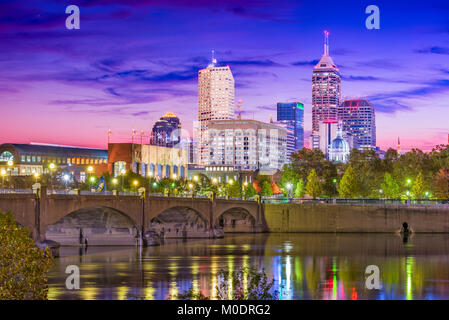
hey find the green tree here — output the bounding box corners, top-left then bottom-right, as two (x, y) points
(412, 172), (426, 199)
(434, 169), (449, 199)
(338, 165), (359, 198)
(380, 172), (400, 199)
(305, 169), (321, 199)
(0, 211), (54, 300)
(259, 181), (273, 197)
(226, 180), (242, 198)
(294, 179), (305, 198)
(243, 183), (257, 198)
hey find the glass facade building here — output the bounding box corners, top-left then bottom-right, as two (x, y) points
(276, 102), (304, 151)
(338, 99), (376, 150)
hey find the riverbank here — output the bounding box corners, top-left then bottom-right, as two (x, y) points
(263, 203), (449, 233)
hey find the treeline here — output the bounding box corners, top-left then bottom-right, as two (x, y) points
(280, 145), (449, 199)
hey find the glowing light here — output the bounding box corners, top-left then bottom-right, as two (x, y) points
(121, 169), (126, 175)
(189, 183), (193, 189)
(49, 163), (56, 169)
(90, 176), (95, 182)
(1, 169), (7, 176)
(63, 174), (70, 181)
(87, 166), (93, 173)
(112, 178), (118, 184)
(212, 178), (218, 184)
(193, 175), (199, 182)
(7, 160), (13, 166)
(133, 180), (138, 186)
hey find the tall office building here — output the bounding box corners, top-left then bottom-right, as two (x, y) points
(150, 112), (181, 147)
(208, 119), (287, 171)
(197, 54), (235, 165)
(273, 121), (295, 160)
(276, 102), (304, 151)
(338, 99), (376, 150)
(312, 31), (341, 133)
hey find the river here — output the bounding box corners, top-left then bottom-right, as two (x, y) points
(47, 233), (449, 300)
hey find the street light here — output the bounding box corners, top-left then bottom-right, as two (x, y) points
(63, 174), (70, 190)
(120, 169), (126, 191)
(172, 173), (177, 180)
(33, 171), (40, 183)
(193, 175), (199, 182)
(286, 183), (293, 199)
(7, 160), (13, 189)
(90, 176), (96, 191)
(1, 169), (6, 189)
(133, 180), (138, 193)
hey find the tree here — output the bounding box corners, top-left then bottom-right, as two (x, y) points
(305, 169), (321, 199)
(0, 211), (53, 300)
(412, 172), (426, 199)
(338, 165), (358, 198)
(294, 179), (305, 198)
(226, 181), (242, 198)
(259, 181), (273, 197)
(434, 169), (449, 199)
(380, 172), (400, 199)
(244, 183), (257, 198)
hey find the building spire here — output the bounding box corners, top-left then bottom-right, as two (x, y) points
(324, 30), (329, 56)
(208, 49), (217, 68)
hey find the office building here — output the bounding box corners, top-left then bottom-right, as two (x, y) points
(312, 31), (341, 134)
(150, 112), (182, 147)
(276, 102), (304, 151)
(208, 119), (286, 171)
(0, 143), (108, 182)
(338, 99), (376, 150)
(197, 54), (235, 165)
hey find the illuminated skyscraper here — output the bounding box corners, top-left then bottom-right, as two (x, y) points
(150, 112), (181, 147)
(276, 102), (304, 151)
(338, 99), (376, 150)
(312, 31), (341, 133)
(197, 52), (235, 165)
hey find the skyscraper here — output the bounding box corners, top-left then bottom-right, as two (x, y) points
(197, 53), (235, 165)
(312, 31), (341, 133)
(150, 112), (181, 147)
(338, 99), (376, 150)
(276, 102), (304, 151)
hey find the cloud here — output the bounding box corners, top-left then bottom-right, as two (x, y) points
(256, 105), (276, 111)
(291, 59), (319, 66)
(342, 75), (381, 81)
(221, 59), (282, 67)
(415, 46), (449, 55)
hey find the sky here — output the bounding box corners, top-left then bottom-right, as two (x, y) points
(0, 0), (448, 151)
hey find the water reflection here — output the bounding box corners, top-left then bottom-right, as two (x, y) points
(47, 234), (449, 300)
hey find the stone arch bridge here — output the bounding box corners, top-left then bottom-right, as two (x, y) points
(0, 187), (265, 242)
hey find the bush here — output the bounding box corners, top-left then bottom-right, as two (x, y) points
(0, 211), (54, 300)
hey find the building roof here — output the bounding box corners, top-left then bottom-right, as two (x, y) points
(0, 143), (108, 158)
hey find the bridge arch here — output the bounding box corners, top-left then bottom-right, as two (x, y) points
(45, 206), (139, 245)
(215, 206), (256, 233)
(149, 205), (209, 238)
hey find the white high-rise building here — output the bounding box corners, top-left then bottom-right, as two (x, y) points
(312, 31), (341, 134)
(197, 53), (235, 165)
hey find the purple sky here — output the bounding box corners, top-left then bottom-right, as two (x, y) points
(1, 0), (449, 151)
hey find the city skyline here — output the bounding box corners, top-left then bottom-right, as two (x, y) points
(1, 0), (449, 152)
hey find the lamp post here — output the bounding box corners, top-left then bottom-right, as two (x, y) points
(112, 178), (118, 191)
(332, 178), (337, 199)
(90, 176), (96, 191)
(133, 180), (138, 193)
(1, 169), (6, 190)
(34, 171), (40, 184)
(406, 179), (412, 203)
(286, 183), (292, 200)
(49, 163), (56, 190)
(121, 169), (126, 192)
(7, 160), (13, 189)
(63, 174), (70, 190)
(189, 183), (193, 198)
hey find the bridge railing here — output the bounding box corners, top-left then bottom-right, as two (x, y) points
(0, 189), (34, 194)
(262, 197), (449, 205)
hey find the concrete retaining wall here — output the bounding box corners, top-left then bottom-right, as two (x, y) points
(263, 203), (449, 233)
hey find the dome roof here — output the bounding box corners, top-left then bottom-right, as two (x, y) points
(331, 137), (349, 150)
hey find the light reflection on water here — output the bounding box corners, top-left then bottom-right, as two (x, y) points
(47, 233), (449, 300)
